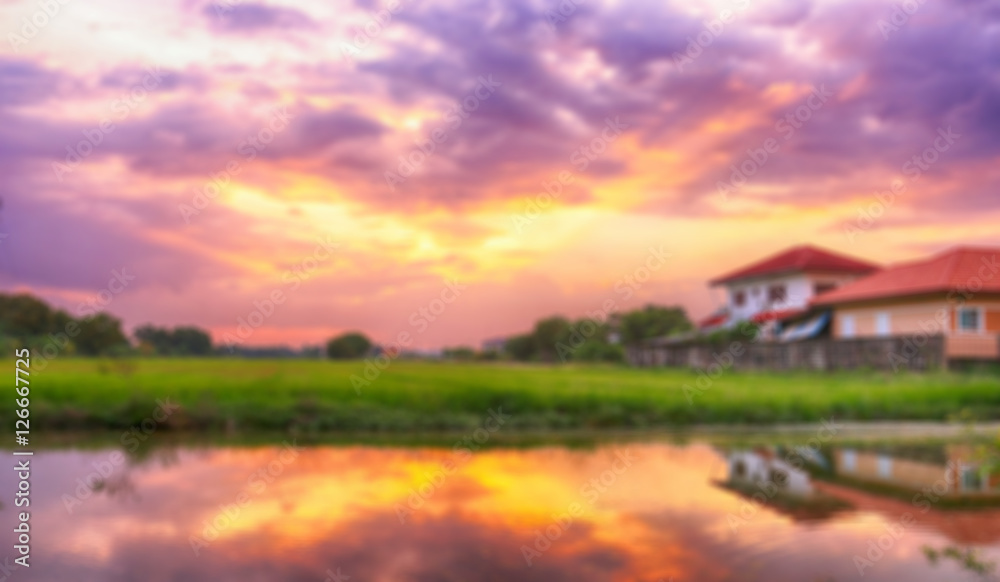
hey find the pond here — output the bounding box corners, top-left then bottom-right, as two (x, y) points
(3, 435), (1000, 581)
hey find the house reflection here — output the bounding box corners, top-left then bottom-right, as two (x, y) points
(721, 444), (1000, 497)
(718, 443), (1000, 545)
(727, 447), (814, 496)
(715, 446), (852, 521)
(833, 445), (1000, 495)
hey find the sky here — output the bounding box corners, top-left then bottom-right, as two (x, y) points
(1, 0), (999, 349)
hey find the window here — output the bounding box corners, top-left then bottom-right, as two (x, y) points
(814, 282), (837, 296)
(875, 312), (891, 337)
(958, 307), (981, 332)
(841, 450), (857, 472)
(768, 285), (787, 303)
(877, 455), (893, 479)
(733, 290), (746, 307)
(841, 315), (856, 338)
(961, 466), (983, 492)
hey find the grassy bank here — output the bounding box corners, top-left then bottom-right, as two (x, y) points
(11, 359), (1000, 433)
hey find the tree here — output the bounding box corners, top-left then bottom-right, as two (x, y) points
(171, 326), (213, 355)
(0, 293), (130, 357)
(134, 324), (213, 355)
(706, 321), (759, 345)
(0, 293), (68, 338)
(75, 313), (129, 356)
(533, 316), (571, 362)
(619, 305), (693, 344)
(505, 306), (690, 363)
(504, 333), (536, 361)
(326, 332), (372, 359)
(575, 338), (625, 363)
(135, 324), (171, 353)
(442, 346), (476, 360)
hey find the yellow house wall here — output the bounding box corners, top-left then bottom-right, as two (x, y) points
(837, 450), (952, 491)
(831, 297), (1000, 358)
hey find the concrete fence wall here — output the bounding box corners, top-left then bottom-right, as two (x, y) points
(625, 334), (949, 372)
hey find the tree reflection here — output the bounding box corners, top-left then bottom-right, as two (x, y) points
(921, 545), (997, 579)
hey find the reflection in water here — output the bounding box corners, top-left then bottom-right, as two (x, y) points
(924, 545), (997, 578)
(830, 444), (1000, 496)
(3, 441), (1000, 581)
(720, 442), (1000, 580)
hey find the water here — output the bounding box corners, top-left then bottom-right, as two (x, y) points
(3, 437), (999, 581)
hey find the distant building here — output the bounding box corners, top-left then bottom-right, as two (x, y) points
(814, 246), (1000, 360)
(481, 337), (507, 353)
(703, 245), (879, 337)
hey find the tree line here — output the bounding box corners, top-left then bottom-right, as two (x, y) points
(501, 304), (692, 363)
(323, 304), (693, 362)
(3, 292), (695, 363)
(0, 293), (213, 357)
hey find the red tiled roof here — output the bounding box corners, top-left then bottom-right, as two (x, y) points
(812, 246), (1000, 306)
(750, 308), (808, 323)
(698, 312), (729, 329)
(709, 245), (879, 286)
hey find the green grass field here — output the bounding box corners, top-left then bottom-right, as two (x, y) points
(12, 358), (1000, 433)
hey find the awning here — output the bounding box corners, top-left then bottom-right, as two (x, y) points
(780, 311), (830, 342)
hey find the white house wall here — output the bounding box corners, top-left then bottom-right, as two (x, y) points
(727, 450), (813, 496)
(723, 273), (859, 322)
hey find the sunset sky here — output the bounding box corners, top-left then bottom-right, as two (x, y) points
(1, 0), (998, 349)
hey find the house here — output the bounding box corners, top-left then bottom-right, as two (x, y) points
(629, 244), (999, 370)
(702, 245), (879, 336)
(725, 448), (814, 496)
(832, 445), (1000, 495)
(812, 247), (1000, 360)
(718, 446), (1000, 537)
